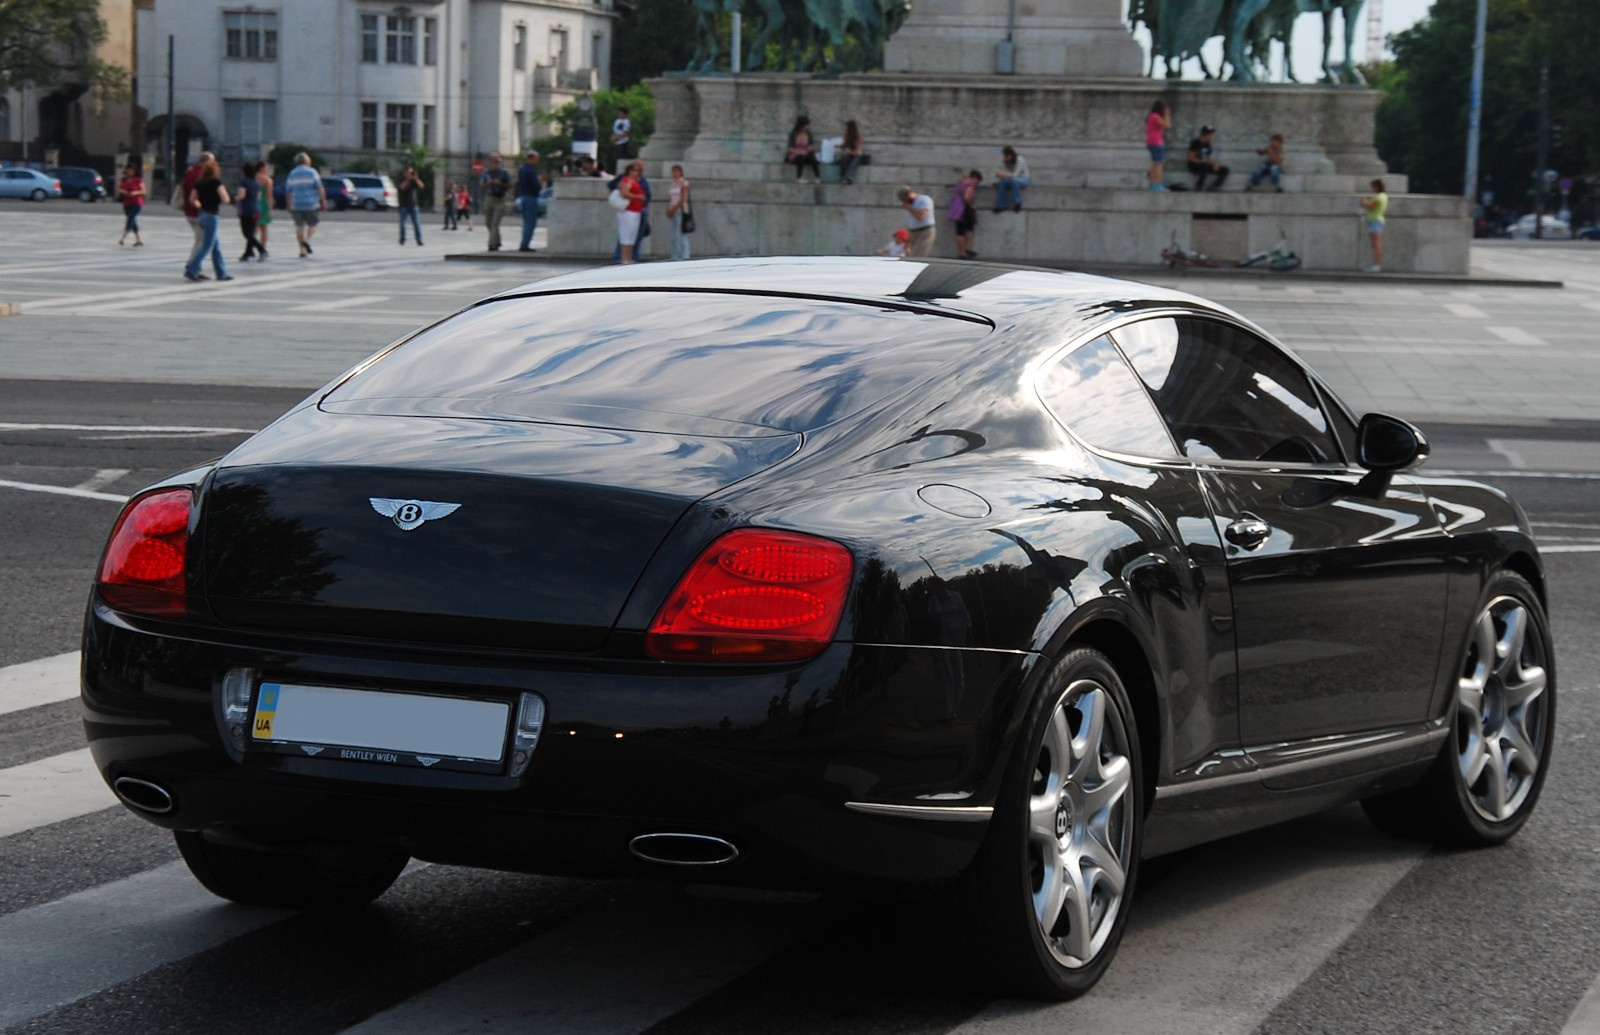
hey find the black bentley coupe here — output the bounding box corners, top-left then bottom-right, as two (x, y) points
(82, 257), (1555, 999)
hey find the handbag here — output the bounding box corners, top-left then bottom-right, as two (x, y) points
(169, 186), (186, 211)
(607, 188), (628, 211)
(681, 203), (696, 235)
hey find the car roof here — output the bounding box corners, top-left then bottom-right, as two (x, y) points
(492, 256), (1223, 331)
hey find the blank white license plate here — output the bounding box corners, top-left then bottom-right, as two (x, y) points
(253, 682), (510, 764)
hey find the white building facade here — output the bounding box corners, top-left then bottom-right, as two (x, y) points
(136, 0), (614, 173)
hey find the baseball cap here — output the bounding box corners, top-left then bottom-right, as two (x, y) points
(897, 185), (915, 201)
(894, 228), (909, 241)
(1201, 124), (1216, 134)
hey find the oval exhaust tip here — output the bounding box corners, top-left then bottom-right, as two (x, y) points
(628, 833), (740, 867)
(112, 776), (175, 815)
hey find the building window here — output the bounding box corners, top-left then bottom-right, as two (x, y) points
(513, 24), (526, 71)
(385, 103), (417, 148)
(423, 105), (435, 148)
(386, 15), (417, 65)
(361, 102), (378, 149)
(512, 110), (525, 152)
(360, 15), (379, 62)
(223, 99), (278, 160)
(591, 32), (604, 70)
(224, 10), (278, 60)
(0, 98), (9, 143)
(550, 28), (569, 71)
(424, 17), (438, 66)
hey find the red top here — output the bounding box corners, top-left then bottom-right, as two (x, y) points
(118, 173), (145, 207)
(620, 174), (645, 213)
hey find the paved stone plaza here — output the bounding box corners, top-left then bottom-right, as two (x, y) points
(2, 204), (1598, 432)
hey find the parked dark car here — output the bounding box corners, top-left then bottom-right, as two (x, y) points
(45, 166), (107, 202)
(83, 258), (1555, 1000)
(272, 176), (354, 211)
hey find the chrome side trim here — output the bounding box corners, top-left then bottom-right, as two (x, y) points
(1155, 722), (1448, 801)
(845, 802), (995, 823)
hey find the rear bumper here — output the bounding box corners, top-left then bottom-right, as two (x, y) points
(82, 600), (1031, 891)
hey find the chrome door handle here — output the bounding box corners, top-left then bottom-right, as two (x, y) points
(1225, 517), (1271, 549)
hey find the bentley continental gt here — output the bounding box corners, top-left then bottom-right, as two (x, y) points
(83, 257), (1555, 999)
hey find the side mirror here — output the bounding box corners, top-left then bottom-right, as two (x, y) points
(1357, 413), (1429, 472)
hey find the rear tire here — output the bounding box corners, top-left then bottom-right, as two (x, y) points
(1362, 571), (1554, 846)
(362, 198), (380, 211)
(77, 188), (95, 202)
(30, 188), (46, 201)
(955, 647), (1144, 999)
(174, 831), (408, 910)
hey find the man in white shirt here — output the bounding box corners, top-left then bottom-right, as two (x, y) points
(897, 185), (936, 257)
(611, 107), (632, 162)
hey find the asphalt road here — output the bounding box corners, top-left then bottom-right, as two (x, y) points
(2, 204), (1599, 1034)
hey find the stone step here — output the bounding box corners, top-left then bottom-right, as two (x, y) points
(614, 159), (1406, 196)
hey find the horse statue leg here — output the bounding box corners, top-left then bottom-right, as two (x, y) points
(1339, 0), (1366, 83)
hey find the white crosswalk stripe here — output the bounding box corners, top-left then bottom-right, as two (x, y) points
(0, 748), (118, 838)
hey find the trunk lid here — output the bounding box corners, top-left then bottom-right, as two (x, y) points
(198, 408), (799, 651)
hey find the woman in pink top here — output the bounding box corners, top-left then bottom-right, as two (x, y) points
(1145, 99), (1172, 191)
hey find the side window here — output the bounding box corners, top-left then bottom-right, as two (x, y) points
(1037, 335), (1177, 457)
(1113, 317), (1341, 464)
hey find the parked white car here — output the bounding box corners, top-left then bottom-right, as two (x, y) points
(1509, 214), (1572, 239)
(329, 172), (399, 210)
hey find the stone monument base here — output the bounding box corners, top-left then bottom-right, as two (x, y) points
(544, 74), (1468, 273)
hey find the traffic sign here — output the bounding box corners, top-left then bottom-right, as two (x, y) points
(470, 159), (484, 176)
(1559, 177), (1573, 194)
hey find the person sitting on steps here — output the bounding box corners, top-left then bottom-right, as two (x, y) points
(1187, 125), (1230, 191)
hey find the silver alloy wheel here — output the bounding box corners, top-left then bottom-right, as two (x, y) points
(1456, 594), (1550, 823)
(1028, 677), (1134, 968)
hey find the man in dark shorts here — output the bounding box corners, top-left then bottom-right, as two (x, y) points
(284, 152), (326, 256)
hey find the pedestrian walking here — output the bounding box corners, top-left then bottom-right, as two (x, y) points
(516, 151), (543, 252)
(667, 164), (692, 261)
(179, 151), (214, 250)
(397, 165), (425, 245)
(1362, 179), (1387, 272)
(254, 162), (274, 259)
(115, 162), (145, 246)
(236, 162), (264, 261)
(480, 153), (512, 251)
(284, 152), (326, 257)
(897, 185), (936, 257)
(183, 156), (233, 282)
(442, 180), (459, 230)
(1145, 100), (1171, 191)
(456, 182), (474, 231)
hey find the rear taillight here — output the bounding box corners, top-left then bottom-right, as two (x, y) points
(647, 529), (853, 662)
(97, 488), (193, 616)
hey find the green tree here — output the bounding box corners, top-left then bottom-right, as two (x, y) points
(0, 0), (125, 96)
(532, 84), (656, 172)
(611, 0), (698, 86)
(1375, 0), (1599, 210)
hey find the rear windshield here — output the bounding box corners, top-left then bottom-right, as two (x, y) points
(323, 291), (990, 434)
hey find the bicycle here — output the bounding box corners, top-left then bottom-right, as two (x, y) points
(1159, 232), (1222, 268)
(1237, 237), (1302, 271)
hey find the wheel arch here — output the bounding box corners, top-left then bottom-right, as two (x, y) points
(1060, 617), (1162, 813)
(1500, 549), (1546, 611)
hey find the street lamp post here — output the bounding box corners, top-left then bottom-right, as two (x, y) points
(1463, 0), (1487, 204)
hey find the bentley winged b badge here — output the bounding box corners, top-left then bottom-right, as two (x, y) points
(369, 498), (462, 531)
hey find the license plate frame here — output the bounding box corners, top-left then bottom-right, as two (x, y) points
(251, 681), (511, 775)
